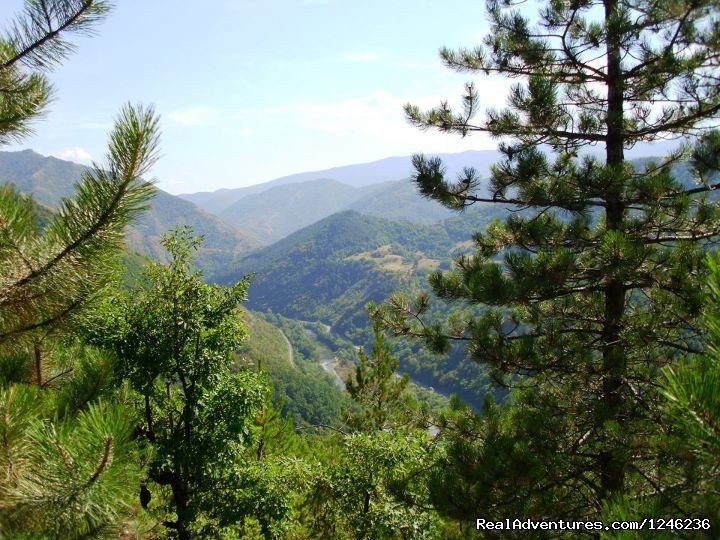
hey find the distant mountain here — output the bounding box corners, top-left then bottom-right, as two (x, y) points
(0, 149), (87, 205)
(348, 180), (455, 223)
(179, 150), (504, 214)
(218, 179), (367, 243)
(217, 205), (509, 330)
(179, 141), (682, 215)
(217, 177), (461, 244)
(183, 142), (685, 244)
(0, 150), (259, 273)
(125, 190), (259, 273)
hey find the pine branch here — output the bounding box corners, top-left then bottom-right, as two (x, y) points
(85, 435), (112, 486)
(0, 103), (160, 345)
(1, 0), (113, 71)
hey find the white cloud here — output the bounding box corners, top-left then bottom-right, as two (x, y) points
(52, 147), (93, 163)
(167, 106), (216, 126)
(263, 82), (510, 154)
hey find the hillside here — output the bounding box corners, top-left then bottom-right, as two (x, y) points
(126, 190), (259, 274)
(214, 209), (500, 406)
(235, 311), (348, 426)
(215, 210), (456, 331)
(179, 149), (504, 214)
(348, 180), (455, 223)
(0, 150), (259, 273)
(0, 149), (86, 205)
(218, 179), (367, 243)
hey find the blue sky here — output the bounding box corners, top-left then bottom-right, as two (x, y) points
(0, 1), (511, 194)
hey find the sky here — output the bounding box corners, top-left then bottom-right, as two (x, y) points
(0, 0), (513, 194)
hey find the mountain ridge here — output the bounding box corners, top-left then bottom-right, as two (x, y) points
(178, 141), (682, 214)
(0, 149), (259, 273)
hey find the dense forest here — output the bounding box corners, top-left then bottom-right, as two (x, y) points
(1, 0), (720, 539)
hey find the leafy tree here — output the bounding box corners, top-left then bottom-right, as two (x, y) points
(375, 0), (720, 523)
(305, 431), (441, 540)
(84, 228), (276, 539)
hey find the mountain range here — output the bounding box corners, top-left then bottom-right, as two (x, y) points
(4, 145), (690, 407)
(213, 178), (460, 244)
(177, 149), (506, 214)
(0, 150), (258, 273)
(179, 141), (680, 211)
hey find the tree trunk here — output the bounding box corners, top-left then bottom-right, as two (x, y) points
(172, 478), (192, 540)
(600, 0), (627, 499)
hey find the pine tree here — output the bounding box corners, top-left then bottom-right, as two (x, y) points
(344, 318), (415, 432)
(657, 254), (720, 529)
(375, 0), (720, 521)
(0, 0), (159, 350)
(0, 2), (165, 537)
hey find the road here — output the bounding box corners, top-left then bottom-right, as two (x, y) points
(277, 329), (295, 368)
(321, 357), (345, 389)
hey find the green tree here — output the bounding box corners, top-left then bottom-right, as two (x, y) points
(0, 1), (159, 349)
(297, 317), (442, 540)
(0, 2), (165, 537)
(305, 431), (442, 540)
(655, 254), (720, 530)
(0, 389), (145, 538)
(344, 317), (416, 432)
(375, 0), (720, 523)
(85, 228), (277, 539)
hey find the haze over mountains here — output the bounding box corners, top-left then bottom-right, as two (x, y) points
(0, 150), (258, 273)
(179, 140), (679, 207)
(213, 178), (460, 244)
(178, 140), (681, 244)
(177, 150), (505, 214)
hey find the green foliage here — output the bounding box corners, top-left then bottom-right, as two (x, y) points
(345, 318), (417, 432)
(652, 254), (720, 530)
(305, 431), (442, 540)
(0, 102), (160, 350)
(0, 0), (110, 145)
(0, 3), (173, 537)
(84, 228), (278, 538)
(375, 0), (720, 527)
(0, 383), (144, 539)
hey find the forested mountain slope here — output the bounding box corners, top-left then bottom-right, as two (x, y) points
(0, 150), (259, 273)
(214, 209), (504, 405)
(218, 179), (370, 243)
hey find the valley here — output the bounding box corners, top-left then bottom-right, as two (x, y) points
(3, 146), (688, 415)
